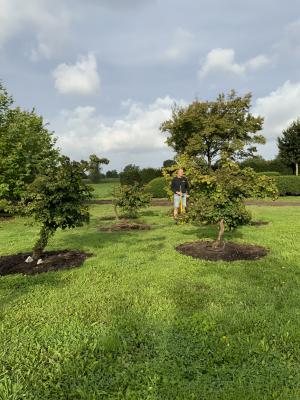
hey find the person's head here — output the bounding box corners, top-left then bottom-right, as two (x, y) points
(177, 168), (184, 177)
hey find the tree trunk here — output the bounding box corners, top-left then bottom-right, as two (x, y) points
(296, 162), (299, 176)
(32, 225), (54, 260)
(212, 219), (225, 249)
(113, 202), (119, 220)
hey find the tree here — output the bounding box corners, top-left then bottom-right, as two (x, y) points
(163, 155), (278, 247)
(278, 119), (300, 176)
(20, 156), (92, 259)
(163, 159), (176, 168)
(240, 155), (293, 175)
(0, 84), (59, 206)
(88, 154), (109, 183)
(119, 164), (142, 185)
(140, 168), (162, 185)
(112, 183), (151, 219)
(161, 91), (265, 169)
(106, 170), (119, 178)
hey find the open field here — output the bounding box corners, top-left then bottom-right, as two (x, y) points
(0, 202), (299, 399)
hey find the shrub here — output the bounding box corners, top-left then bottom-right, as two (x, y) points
(257, 171), (280, 176)
(113, 183), (151, 218)
(274, 176), (300, 195)
(145, 177), (168, 198)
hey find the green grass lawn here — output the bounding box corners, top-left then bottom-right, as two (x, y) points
(0, 204), (300, 399)
(89, 181), (120, 200)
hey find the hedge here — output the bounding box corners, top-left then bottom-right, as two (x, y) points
(274, 176), (300, 195)
(145, 177), (168, 198)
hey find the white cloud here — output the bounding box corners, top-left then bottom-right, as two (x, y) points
(0, 0), (70, 60)
(54, 96), (184, 161)
(254, 81), (300, 140)
(53, 53), (100, 95)
(163, 28), (195, 62)
(198, 48), (270, 79)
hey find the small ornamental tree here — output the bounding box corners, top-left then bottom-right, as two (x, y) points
(186, 162), (278, 248)
(20, 156), (92, 259)
(113, 183), (151, 219)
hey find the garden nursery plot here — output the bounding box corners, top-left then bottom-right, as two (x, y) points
(0, 204), (300, 399)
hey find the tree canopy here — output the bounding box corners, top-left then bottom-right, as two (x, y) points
(0, 83), (59, 205)
(278, 119), (300, 176)
(161, 91), (265, 169)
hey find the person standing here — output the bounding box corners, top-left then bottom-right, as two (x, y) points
(171, 168), (189, 223)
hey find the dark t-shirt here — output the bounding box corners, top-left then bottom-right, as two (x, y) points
(171, 176), (189, 194)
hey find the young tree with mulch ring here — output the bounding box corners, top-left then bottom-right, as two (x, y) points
(20, 156), (92, 260)
(112, 183), (151, 219)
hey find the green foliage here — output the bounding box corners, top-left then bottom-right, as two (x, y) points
(163, 159), (176, 168)
(113, 183), (151, 218)
(0, 84), (59, 204)
(119, 164), (142, 186)
(240, 155), (293, 175)
(106, 169), (119, 178)
(278, 119), (300, 175)
(20, 156), (92, 258)
(188, 163), (278, 236)
(273, 176), (300, 196)
(87, 154), (109, 183)
(140, 168), (162, 185)
(145, 177), (168, 198)
(161, 91), (265, 167)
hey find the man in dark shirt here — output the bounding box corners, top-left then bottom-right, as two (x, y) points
(171, 168), (189, 222)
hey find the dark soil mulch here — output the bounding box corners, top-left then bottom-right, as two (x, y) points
(0, 250), (92, 276)
(99, 221), (151, 232)
(98, 215), (118, 221)
(0, 215), (14, 221)
(176, 240), (268, 262)
(250, 220), (269, 226)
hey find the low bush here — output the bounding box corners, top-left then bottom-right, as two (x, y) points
(274, 176), (300, 195)
(145, 177), (168, 198)
(113, 183), (151, 218)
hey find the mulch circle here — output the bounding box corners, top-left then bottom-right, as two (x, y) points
(176, 240), (268, 262)
(250, 220), (269, 226)
(0, 250), (92, 276)
(98, 221), (151, 232)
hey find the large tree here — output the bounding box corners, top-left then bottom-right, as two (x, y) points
(161, 91), (265, 169)
(278, 119), (300, 176)
(0, 83), (59, 207)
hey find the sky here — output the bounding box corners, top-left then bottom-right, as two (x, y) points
(1, 0), (300, 171)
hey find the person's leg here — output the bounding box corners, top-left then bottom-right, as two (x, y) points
(174, 194), (180, 220)
(181, 193), (187, 210)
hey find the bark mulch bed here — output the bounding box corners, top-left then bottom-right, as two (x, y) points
(176, 240), (268, 262)
(98, 221), (151, 232)
(250, 220), (269, 226)
(0, 250), (92, 276)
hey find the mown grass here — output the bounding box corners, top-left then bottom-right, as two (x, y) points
(0, 203), (300, 399)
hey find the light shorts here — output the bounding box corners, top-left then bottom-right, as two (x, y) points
(174, 193), (187, 209)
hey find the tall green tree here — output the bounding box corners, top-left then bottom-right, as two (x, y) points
(278, 119), (300, 176)
(161, 91), (265, 169)
(0, 83), (59, 206)
(88, 154), (109, 183)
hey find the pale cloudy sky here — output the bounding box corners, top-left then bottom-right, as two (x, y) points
(1, 0), (300, 170)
